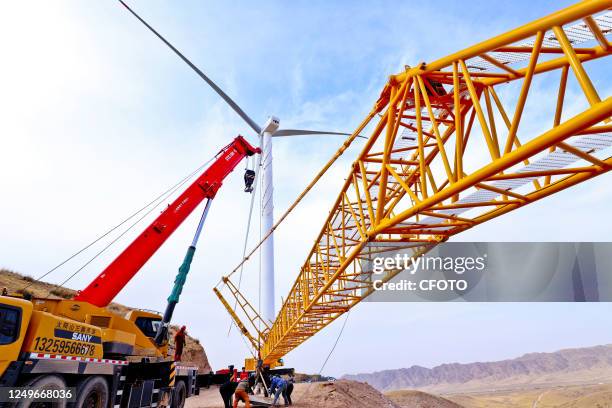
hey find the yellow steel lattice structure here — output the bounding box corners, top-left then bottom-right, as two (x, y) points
(214, 277), (270, 352)
(218, 0), (612, 367)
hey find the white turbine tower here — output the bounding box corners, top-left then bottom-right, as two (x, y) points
(261, 116), (279, 322)
(120, 1), (356, 324)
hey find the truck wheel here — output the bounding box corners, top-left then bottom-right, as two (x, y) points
(72, 376), (108, 408)
(171, 380), (186, 408)
(17, 375), (67, 408)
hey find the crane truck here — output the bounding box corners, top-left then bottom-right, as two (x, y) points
(0, 136), (260, 408)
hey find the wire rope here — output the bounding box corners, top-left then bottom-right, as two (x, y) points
(226, 137), (263, 336)
(29, 155), (216, 294)
(294, 310), (353, 405)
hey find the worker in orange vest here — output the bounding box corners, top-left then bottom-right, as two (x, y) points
(233, 377), (251, 408)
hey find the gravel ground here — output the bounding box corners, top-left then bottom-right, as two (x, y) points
(185, 381), (399, 408)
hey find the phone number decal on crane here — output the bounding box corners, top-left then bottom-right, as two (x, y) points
(32, 337), (97, 356)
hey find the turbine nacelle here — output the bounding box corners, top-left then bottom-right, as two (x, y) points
(262, 116), (280, 134)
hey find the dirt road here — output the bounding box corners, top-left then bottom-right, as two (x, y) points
(186, 381), (399, 408)
(186, 383), (309, 408)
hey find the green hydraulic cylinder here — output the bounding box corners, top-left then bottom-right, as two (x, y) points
(155, 199), (212, 345)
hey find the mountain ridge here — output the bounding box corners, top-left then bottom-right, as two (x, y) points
(343, 344), (612, 392)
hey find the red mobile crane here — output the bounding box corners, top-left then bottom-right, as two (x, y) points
(0, 136), (260, 408)
(76, 135), (260, 308)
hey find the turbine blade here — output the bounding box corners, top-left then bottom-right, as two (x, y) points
(273, 129), (366, 138)
(118, 0), (262, 135)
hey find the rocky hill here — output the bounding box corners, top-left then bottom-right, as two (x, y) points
(290, 380), (401, 408)
(343, 344), (612, 393)
(385, 390), (463, 408)
(0, 268), (211, 372)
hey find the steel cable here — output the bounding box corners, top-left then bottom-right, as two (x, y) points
(226, 136), (263, 336)
(26, 155), (216, 293)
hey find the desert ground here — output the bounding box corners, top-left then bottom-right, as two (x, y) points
(186, 381), (612, 408)
(186, 381), (399, 408)
(445, 382), (612, 408)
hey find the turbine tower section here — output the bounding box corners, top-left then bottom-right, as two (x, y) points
(261, 116), (280, 323)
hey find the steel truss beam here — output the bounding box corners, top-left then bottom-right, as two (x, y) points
(256, 0), (611, 365)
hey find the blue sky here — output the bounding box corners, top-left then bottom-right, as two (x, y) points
(1, 0), (611, 377)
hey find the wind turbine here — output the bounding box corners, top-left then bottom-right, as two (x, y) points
(119, 1), (357, 323)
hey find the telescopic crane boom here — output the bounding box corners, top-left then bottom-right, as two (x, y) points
(75, 136), (260, 307)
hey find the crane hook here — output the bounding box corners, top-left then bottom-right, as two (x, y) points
(244, 169), (256, 193)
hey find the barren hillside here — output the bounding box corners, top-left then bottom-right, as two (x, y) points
(386, 390), (463, 408)
(448, 383), (612, 408)
(0, 269), (211, 372)
(344, 344), (612, 393)
(293, 380), (400, 408)
(187, 381), (422, 408)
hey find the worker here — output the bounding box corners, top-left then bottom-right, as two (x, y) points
(253, 362), (268, 396)
(286, 375), (295, 405)
(220, 365), (238, 408)
(173, 325), (187, 361)
(262, 368), (271, 397)
(268, 375), (289, 407)
(248, 373), (256, 392)
(203, 371), (214, 389)
(1, 287), (7, 296)
(233, 377), (251, 408)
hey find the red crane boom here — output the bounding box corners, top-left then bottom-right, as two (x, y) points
(75, 136), (260, 307)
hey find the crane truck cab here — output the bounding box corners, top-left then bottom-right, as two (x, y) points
(0, 296), (33, 378)
(130, 310), (165, 341)
(0, 294), (198, 408)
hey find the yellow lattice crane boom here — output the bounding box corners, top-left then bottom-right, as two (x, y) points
(216, 0), (612, 368)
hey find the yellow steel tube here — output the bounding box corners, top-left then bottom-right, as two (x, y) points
(386, 164), (422, 204)
(459, 59), (498, 160)
(213, 288), (259, 351)
(392, 0), (610, 82)
(480, 53), (522, 76)
(556, 141), (610, 168)
(414, 78), (428, 199)
(583, 16), (611, 51)
(452, 62), (463, 185)
(376, 84), (398, 223)
(417, 76), (455, 183)
(358, 161), (376, 225)
(546, 65), (569, 185)
(471, 157), (611, 227)
(552, 25), (602, 107)
(484, 46), (611, 88)
(372, 97), (612, 236)
(504, 31), (544, 154)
